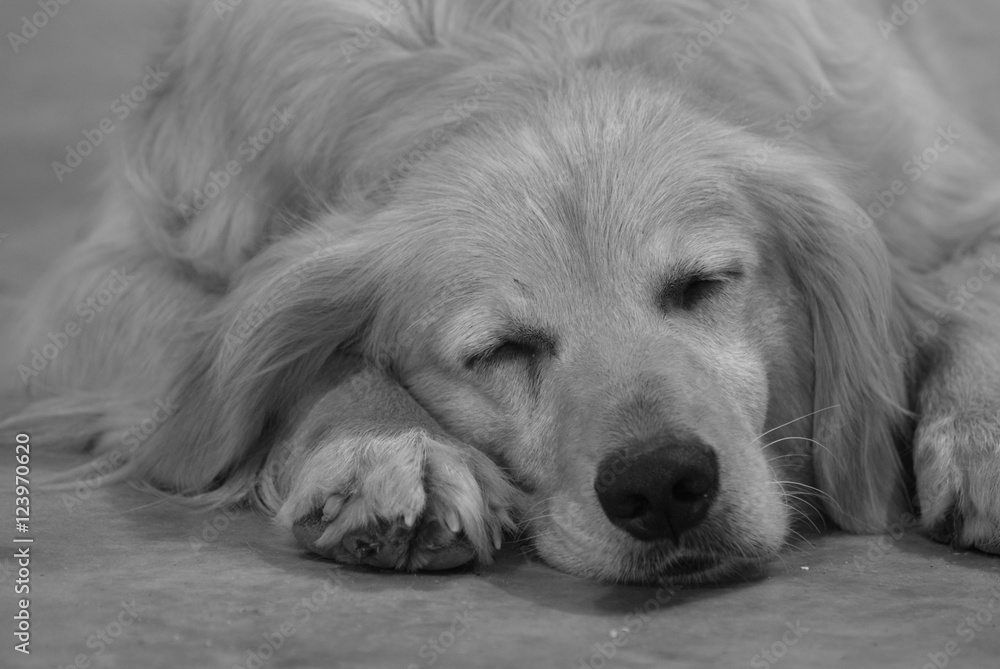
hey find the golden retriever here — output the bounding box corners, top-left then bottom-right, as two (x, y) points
(3, 0), (1000, 584)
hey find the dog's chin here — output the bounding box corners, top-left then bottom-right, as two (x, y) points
(534, 534), (780, 585)
(526, 498), (787, 584)
(530, 528), (777, 585)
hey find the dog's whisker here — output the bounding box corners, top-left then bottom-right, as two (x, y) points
(774, 479), (831, 520)
(773, 489), (825, 538)
(784, 526), (818, 550)
(775, 480), (843, 518)
(781, 491), (826, 512)
(751, 405), (842, 445)
(776, 479), (837, 500)
(518, 512), (558, 527)
(775, 484), (836, 509)
(515, 496), (554, 524)
(765, 453), (806, 464)
(511, 501), (558, 541)
(765, 435), (847, 473)
(782, 497), (826, 532)
(763, 435), (830, 455)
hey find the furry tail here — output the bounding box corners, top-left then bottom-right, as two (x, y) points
(0, 393), (163, 490)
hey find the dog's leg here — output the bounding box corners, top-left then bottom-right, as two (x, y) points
(270, 359), (521, 571)
(914, 241), (1000, 554)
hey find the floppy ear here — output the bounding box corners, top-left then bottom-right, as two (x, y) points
(741, 156), (915, 532)
(125, 228), (380, 503)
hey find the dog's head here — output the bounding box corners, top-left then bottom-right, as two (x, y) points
(226, 71), (914, 583)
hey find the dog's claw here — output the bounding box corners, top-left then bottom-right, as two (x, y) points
(445, 510), (461, 534)
(492, 525), (503, 551)
(321, 494), (346, 522)
(293, 511), (479, 571)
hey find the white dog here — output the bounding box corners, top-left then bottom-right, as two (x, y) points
(4, 0), (1000, 583)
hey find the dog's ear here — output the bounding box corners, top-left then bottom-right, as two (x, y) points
(128, 227), (380, 500)
(741, 156), (914, 532)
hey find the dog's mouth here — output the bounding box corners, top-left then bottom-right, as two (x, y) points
(529, 508), (775, 584)
(663, 555), (723, 576)
(612, 545), (769, 585)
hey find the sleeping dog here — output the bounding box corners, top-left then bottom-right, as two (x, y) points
(4, 0), (1000, 583)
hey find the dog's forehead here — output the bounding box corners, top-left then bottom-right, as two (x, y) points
(380, 139), (762, 358)
(377, 85), (765, 344)
(409, 120), (761, 283)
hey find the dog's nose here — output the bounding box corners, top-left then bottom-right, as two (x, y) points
(594, 438), (718, 542)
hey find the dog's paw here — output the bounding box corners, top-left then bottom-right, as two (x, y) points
(914, 410), (1000, 554)
(277, 428), (520, 570)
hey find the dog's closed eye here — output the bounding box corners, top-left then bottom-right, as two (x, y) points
(464, 329), (557, 369)
(659, 268), (744, 312)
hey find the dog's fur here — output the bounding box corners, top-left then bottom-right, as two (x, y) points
(3, 0), (1000, 583)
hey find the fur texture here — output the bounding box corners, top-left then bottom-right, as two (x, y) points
(3, 0), (1000, 583)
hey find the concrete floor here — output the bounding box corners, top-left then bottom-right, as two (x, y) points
(3, 457), (1000, 669)
(1, 1), (999, 667)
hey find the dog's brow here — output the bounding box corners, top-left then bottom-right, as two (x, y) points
(449, 311), (558, 360)
(471, 323), (557, 354)
(662, 258), (746, 283)
(507, 324), (558, 355)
